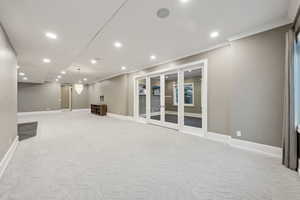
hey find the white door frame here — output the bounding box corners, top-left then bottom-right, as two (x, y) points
(134, 78), (147, 123)
(133, 59), (208, 135)
(180, 63), (207, 136)
(161, 70), (180, 129)
(147, 74), (163, 126)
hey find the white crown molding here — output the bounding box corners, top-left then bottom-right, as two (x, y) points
(96, 72), (129, 83)
(0, 136), (19, 179)
(93, 18), (291, 84)
(132, 42), (230, 74)
(94, 42), (230, 83)
(228, 18), (292, 42)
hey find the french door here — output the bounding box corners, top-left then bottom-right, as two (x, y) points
(134, 60), (207, 136)
(148, 72), (179, 129)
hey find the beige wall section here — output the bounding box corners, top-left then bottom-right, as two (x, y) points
(71, 84), (89, 109)
(18, 82), (61, 112)
(0, 25), (17, 160)
(229, 26), (288, 147)
(88, 74), (128, 115)
(18, 83), (89, 112)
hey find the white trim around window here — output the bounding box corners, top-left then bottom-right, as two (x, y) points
(173, 83), (195, 107)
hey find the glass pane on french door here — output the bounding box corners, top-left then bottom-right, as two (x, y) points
(164, 73), (178, 124)
(150, 76), (161, 121)
(183, 68), (202, 128)
(138, 79), (146, 118)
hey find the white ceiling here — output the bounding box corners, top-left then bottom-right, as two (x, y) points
(0, 0), (290, 84)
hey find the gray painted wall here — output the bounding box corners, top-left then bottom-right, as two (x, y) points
(0, 25), (17, 160)
(229, 26), (287, 147)
(89, 25), (289, 147)
(18, 82), (61, 112)
(18, 83), (89, 112)
(88, 74), (128, 115)
(71, 84), (89, 109)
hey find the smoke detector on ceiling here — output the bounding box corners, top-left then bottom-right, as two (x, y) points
(157, 8), (170, 19)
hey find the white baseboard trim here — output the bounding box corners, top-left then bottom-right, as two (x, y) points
(187, 132), (281, 158)
(206, 132), (231, 143)
(0, 136), (19, 179)
(103, 114), (283, 159)
(107, 113), (134, 121)
(18, 108), (90, 116)
(181, 130), (205, 137)
(72, 108), (90, 112)
(229, 138), (282, 158)
(18, 110), (63, 116)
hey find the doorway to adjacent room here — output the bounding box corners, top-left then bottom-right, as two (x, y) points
(134, 59), (207, 136)
(61, 85), (72, 111)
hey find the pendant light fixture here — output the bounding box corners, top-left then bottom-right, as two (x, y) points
(74, 67), (83, 95)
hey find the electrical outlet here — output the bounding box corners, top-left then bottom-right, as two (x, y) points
(236, 131), (242, 137)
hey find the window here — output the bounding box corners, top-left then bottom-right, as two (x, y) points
(173, 83), (194, 106)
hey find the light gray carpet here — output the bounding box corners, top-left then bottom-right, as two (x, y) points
(0, 111), (300, 200)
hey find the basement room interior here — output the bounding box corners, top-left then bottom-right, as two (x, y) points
(0, 0), (300, 199)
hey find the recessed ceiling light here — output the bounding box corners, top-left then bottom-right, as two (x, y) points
(16, 65), (20, 69)
(180, 0), (190, 3)
(43, 58), (51, 63)
(210, 31), (219, 38)
(23, 77), (28, 81)
(19, 72), (25, 76)
(91, 59), (97, 64)
(55, 79), (59, 82)
(61, 71), (66, 74)
(121, 66), (126, 70)
(57, 75), (62, 79)
(114, 41), (123, 48)
(83, 78), (87, 81)
(45, 32), (57, 39)
(150, 55), (157, 60)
